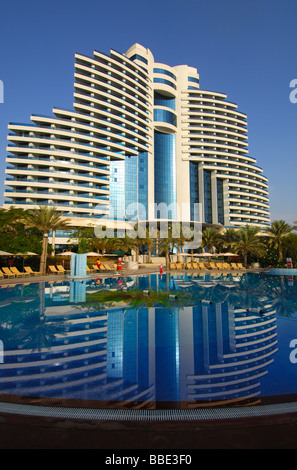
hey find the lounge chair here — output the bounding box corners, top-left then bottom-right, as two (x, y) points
(1, 267), (16, 278)
(186, 262), (193, 270)
(192, 262), (199, 270)
(9, 267), (30, 278)
(49, 265), (63, 275)
(0, 270), (4, 280)
(102, 264), (112, 271)
(231, 263), (238, 270)
(223, 263), (232, 270)
(198, 262), (208, 270)
(92, 264), (100, 271)
(208, 262), (219, 270)
(236, 263), (246, 270)
(86, 265), (94, 273)
(24, 266), (42, 276)
(170, 263), (176, 270)
(56, 265), (69, 273)
(175, 262), (184, 270)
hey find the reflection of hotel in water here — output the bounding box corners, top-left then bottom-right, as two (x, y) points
(0, 278), (278, 408)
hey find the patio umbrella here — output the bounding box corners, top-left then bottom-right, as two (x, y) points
(86, 251), (101, 256)
(194, 252), (216, 257)
(14, 252), (38, 256)
(0, 250), (13, 256)
(57, 251), (75, 256)
(217, 253), (238, 257)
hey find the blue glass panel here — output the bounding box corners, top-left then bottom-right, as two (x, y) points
(154, 109), (177, 126)
(130, 54), (148, 65)
(125, 152), (148, 220)
(153, 68), (176, 80)
(217, 179), (225, 225)
(188, 76), (200, 84)
(137, 151), (148, 220)
(190, 162), (199, 221)
(153, 78), (176, 90)
(204, 170), (212, 224)
(154, 131), (176, 219)
(109, 160), (125, 220)
(154, 92), (175, 111)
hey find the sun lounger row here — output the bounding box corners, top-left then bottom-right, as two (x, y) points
(87, 264), (116, 273)
(0, 266), (42, 279)
(170, 262), (246, 271)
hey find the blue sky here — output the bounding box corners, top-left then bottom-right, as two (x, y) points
(0, 0), (296, 223)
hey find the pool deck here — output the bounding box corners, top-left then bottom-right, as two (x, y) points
(0, 405), (296, 449)
(0, 265), (265, 286)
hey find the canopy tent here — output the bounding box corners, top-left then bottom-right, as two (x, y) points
(107, 250), (126, 257)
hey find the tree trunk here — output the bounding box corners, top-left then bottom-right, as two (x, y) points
(40, 233), (49, 275)
(165, 248), (170, 270)
(244, 252), (248, 268)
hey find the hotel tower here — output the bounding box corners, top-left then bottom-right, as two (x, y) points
(3, 43), (270, 241)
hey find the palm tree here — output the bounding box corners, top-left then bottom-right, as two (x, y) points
(266, 220), (293, 262)
(219, 227), (240, 252)
(24, 206), (71, 275)
(201, 227), (220, 253)
(233, 225), (266, 267)
(158, 225), (178, 270)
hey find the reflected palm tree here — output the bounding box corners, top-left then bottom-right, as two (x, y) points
(269, 275), (297, 319)
(227, 273), (270, 311)
(1, 283), (67, 352)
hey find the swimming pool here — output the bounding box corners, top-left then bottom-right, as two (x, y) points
(0, 272), (297, 416)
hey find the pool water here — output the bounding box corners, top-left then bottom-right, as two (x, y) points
(0, 272), (297, 410)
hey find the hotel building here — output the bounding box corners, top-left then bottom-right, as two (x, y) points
(3, 43), (270, 242)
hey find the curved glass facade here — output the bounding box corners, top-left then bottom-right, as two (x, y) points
(153, 68), (176, 80)
(154, 131), (176, 219)
(154, 108), (177, 126)
(154, 92), (175, 111)
(153, 77), (176, 90)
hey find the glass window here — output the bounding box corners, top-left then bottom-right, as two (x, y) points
(154, 131), (176, 219)
(190, 162), (199, 221)
(153, 78), (176, 90)
(154, 68), (176, 81)
(130, 54), (148, 65)
(217, 179), (225, 225)
(204, 170), (212, 224)
(154, 109), (177, 127)
(188, 76), (200, 84)
(154, 92), (175, 111)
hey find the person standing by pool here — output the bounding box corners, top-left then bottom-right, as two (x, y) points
(117, 260), (122, 272)
(96, 259), (101, 270)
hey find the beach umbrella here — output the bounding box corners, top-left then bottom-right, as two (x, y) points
(194, 252), (216, 257)
(57, 251), (75, 256)
(0, 250), (13, 256)
(86, 251), (101, 256)
(14, 252), (38, 256)
(218, 252), (238, 257)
